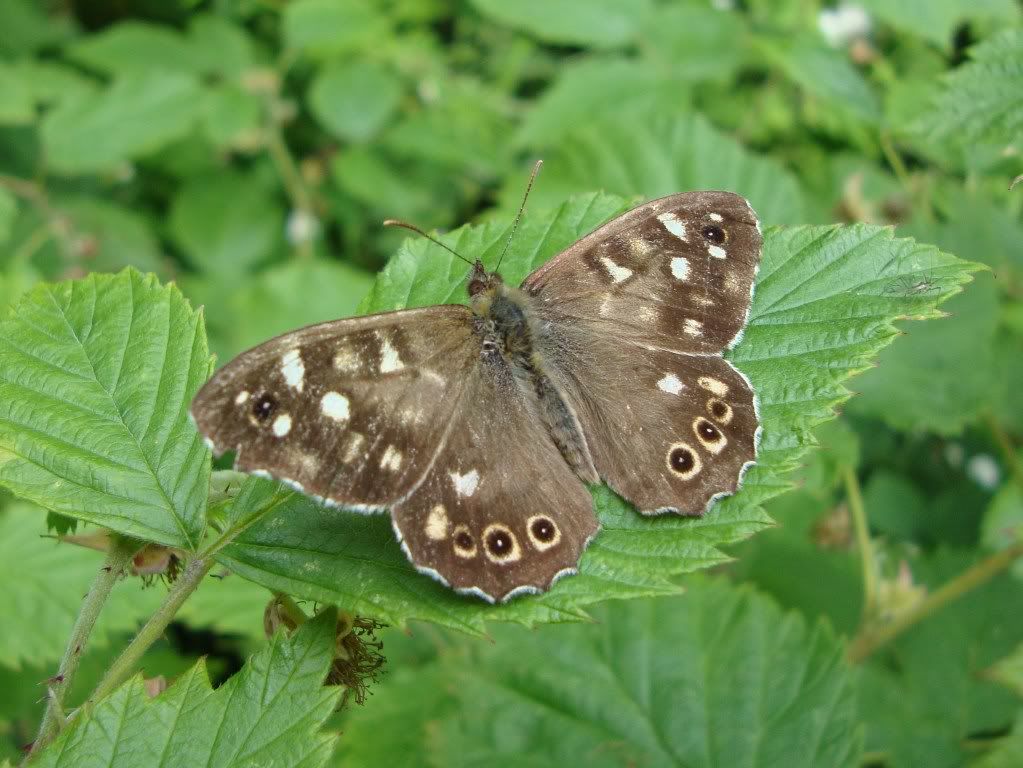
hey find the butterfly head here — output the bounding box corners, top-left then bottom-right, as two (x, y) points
(467, 260), (504, 299)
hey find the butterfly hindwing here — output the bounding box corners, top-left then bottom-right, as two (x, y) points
(191, 307), (477, 510)
(391, 358), (598, 602)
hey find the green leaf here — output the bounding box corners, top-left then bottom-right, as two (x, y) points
(0, 504), (163, 669)
(858, 0), (1019, 47)
(847, 273), (999, 435)
(0, 61), (35, 125)
(860, 551), (1023, 768)
(35, 609), (341, 768)
(521, 108), (808, 225)
(982, 481), (1023, 579)
(215, 193), (978, 634)
(57, 198), (165, 275)
(516, 58), (693, 147)
(640, 2), (748, 82)
(973, 714), (1023, 768)
(168, 170), (284, 280)
(308, 60), (403, 143)
(0, 269), (213, 548)
(68, 21), (201, 76)
(0, 0), (76, 58)
(922, 29), (1023, 146)
(339, 581), (861, 767)
(985, 642), (1023, 698)
(469, 0), (652, 48)
(199, 84), (262, 150)
(41, 72), (204, 174)
(757, 34), (881, 124)
(283, 0), (389, 57)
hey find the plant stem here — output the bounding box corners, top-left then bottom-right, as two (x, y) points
(844, 466), (878, 619)
(985, 412), (1023, 493)
(86, 555), (214, 706)
(847, 541), (1023, 664)
(26, 535), (140, 761)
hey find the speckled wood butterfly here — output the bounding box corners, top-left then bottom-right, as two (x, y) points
(191, 187), (762, 602)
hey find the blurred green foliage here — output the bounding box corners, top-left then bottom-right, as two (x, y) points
(0, 1), (1021, 766)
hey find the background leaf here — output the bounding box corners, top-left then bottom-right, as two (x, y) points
(35, 609), (341, 768)
(469, 0), (652, 48)
(338, 579), (861, 767)
(0, 269), (212, 548)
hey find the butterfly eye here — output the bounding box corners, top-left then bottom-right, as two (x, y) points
(701, 225), (726, 244)
(251, 394), (277, 422)
(468, 278), (486, 295)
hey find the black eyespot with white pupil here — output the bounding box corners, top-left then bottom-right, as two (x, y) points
(701, 225), (725, 244)
(670, 447), (695, 472)
(530, 517), (556, 543)
(486, 529), (512, 555)
(252, 394), (276, 421)
(455, 530), (474, 551)
(710, 400), (729, 419)
(696, 419), (722, 442)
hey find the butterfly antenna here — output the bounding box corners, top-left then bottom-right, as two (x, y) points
(383, 219), (475, 267)
(494, 159), (543, 272)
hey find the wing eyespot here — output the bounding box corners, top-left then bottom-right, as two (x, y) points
(701, 224), (726, 244)
(667, 443), (702, 480)
(251, 393), (277, 423)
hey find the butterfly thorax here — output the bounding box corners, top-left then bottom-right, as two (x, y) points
(469, 269), (598, 484)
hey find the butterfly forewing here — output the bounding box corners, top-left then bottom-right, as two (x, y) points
(391, 359), (598, 602)
(525, 191), (761, 354)
(191, 307), (477, 510)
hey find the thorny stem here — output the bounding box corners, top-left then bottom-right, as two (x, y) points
(25, 535), (140, 761)
(86, 555), (215, 707)
(847, 541), (1023, 664)
(844, 466), (879, 620)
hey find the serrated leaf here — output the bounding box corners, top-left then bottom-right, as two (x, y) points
(0, 269), (212, 548)
(215, 193), (977, 634)
(339, 581), (861, 768)
(470, 0), (652, 48)
(520, 108), (808, 225)
(859, 0), (1019, 47)
(922, 29), (1023, 146)
(847, 273), (999, 435)
(0, 505), (163, 669)
(35, 609), (341, 768)
(41, 72), (204, 174)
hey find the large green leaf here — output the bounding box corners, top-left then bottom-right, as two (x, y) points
(922, 29), (1023, 146)
(41, 72), (204, 174)
(0, 269), (212, 548)
(308, 60), (403, 143)
(519, 108), (808, 225)
(215, 193), (978, 634)
(859, 0), (1019, 48)
(282, 0), (389, 57)
(0, 505), (162, 669)
(339, 580), (861, 767)
(35, 610), (341, 768)
(470, 0), (652, 48)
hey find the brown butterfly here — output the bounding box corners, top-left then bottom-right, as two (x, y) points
(191, 187), (762, 602)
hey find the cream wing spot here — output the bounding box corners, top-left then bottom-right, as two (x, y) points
(449, 469), (480, 498)
(670, 256), (690, 281)
(657, 373), (684, 395)
(657, 212), (688, 241)
(709, 212), (724, 222)
(341, 432), (365, 463)
(708, 244), (727, 259)
(698, 376), (729, 396)
(234, 391), (250, 405)
(272, 413), (292, 437)
(380, 445), (403, 471)
(426, 505), (449, 541)
(599, 256), (633, 284)
(334, 347), (360, 373)
(379, 335), (404, 373)
(683, 319), (704, 337)
(320, 391), (350, 422)
(281, 349), (305, 392)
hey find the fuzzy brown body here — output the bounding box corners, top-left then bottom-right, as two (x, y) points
(470, 278), (598, 484)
